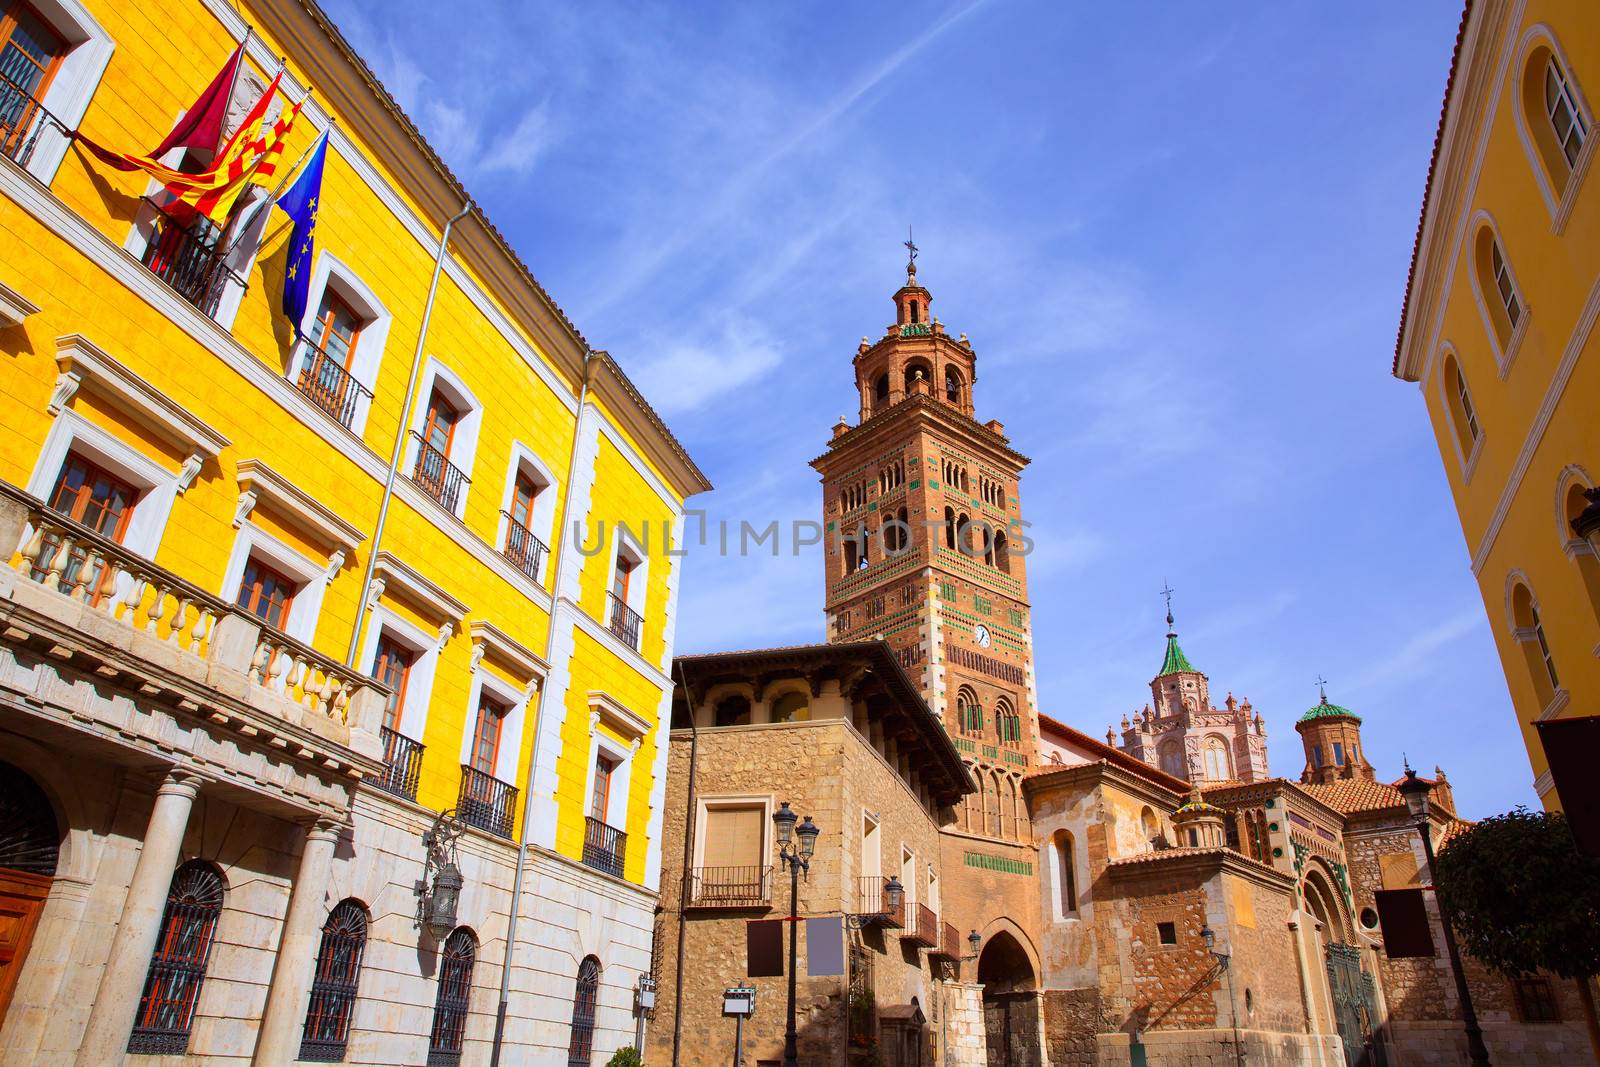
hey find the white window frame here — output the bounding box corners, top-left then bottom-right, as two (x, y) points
(218, 521), (332, 645)
(605, 524), (649, 618)
(1465, 214), (1529, 377)
(495, 442), (558, 584)
(900, 845), (917, 908)
(27, 409), (179, 558)
(459, 666), (530, 784)
(407, 357), (482, 519)
(1511, 25), (1597, 231)
(9, 0), (115, 186)
(356, 607), (441, 742)
(288, 251), (391, 436)
(582, 729), (635, 832)
(861, 809), (882, 879)
(1435, 344), (1485, 483)
(690, 793), (773, 871)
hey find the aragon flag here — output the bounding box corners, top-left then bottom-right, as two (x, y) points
(74, 45), (243, 173)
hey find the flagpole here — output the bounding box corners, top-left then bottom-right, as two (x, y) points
(213, 107), (328, 268)
(215, 26), (252, 157)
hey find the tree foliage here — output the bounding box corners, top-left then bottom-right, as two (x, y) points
(1433, 807), (1600, 980)
(605, 1047), (643, 1067)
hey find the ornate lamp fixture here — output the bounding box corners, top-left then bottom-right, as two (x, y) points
(419, 809), (466, 940)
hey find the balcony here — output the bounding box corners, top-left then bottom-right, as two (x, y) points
(856, 876), (903, 929)
(606, 591), (642, 651)
(0, 70), (68, 168)
(0, 483), (385, 788)
(138, 198), (244, 319)
(457, 765), (517, 840)
(501, 513), (548, 583)
(685, 865), (772, 909)
(294, 340), (373, 430)
(410, 432), (470, 514)
(930, 921), (962, 962)
(582, 816), (627, 879)
(371, 727), (424, 802)
(905, 903), (938, 948)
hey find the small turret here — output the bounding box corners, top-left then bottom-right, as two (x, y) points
(1295, 681), (1375, 785)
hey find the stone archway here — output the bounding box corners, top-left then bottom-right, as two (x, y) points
(0, 761), (60, 1024)
(977, 930), (1040, 1067)
(1304, 866), (1383, 1067)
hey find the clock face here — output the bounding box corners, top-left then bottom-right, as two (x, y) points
(974, 624), (991, 648)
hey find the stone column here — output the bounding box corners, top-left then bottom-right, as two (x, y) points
(75, 769), (203, 1066)
(251, 818), (341, 1065)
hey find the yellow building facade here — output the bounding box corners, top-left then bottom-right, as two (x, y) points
(1394, 0), (1600, 812)
(0, 0), (707, 1062)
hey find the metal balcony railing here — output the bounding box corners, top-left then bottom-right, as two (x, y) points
(607, 590), (642, 651)
(138, 198), (244, 319)
(295, 340), (372, 429)
(411, 433), (470, 514)
(856, 876), (903, 929)
(582, 816), (627, 879)
(502, 513), (548, 583)
(686, 865), (772, 908)
(370, 727), (424, 802)
(930, 920), (962, 961)
(457, 765), (517, 839)
(906, 902), (938, 947)
(0, 69), (69, 167)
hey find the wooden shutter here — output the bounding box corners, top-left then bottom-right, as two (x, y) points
(1375, 888), (1435, 958)
(703, 806), (763, 869)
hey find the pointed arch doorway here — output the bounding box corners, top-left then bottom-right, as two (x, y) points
(0, 761), (60, 1025)
(978, 930), (1041, 1067)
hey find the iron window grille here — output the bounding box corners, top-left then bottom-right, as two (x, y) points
(299, 899), (370, 1061)
(426, 928), (476, 1067)
(566, 955), (602, 1066)
(127, 860), (225, 1054)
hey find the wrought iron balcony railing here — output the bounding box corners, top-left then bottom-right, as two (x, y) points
(457, 765), (517, 840)
(138, 198), (244, 319)
(686, 865), (772, 908)
(930, 920), (962, 961)
(410, 432), (470, 514)
(370, 727), (424, 802)
(0, 69), (68, 168)
(502, 513), (548, 583)
(606, 591), (642, 651)
(582, 816), (627, 879)
(295, 340), (373, 430)
(856, 875), (903, 929)
(906, 902), (938, 947)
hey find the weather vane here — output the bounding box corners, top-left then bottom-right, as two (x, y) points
(904, 226), (918, 267)
(1316, 674), (1328, 701)
(1160, 580), (1174, 627)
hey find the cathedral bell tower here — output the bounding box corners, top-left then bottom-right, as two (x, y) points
(811, 242), (1039, 837)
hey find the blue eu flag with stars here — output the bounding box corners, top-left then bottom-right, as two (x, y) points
(276, 129), (329, 334)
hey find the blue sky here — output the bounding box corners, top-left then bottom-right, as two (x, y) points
(321, 1), (1525, 818)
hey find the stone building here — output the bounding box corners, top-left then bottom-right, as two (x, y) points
(649, 643), (974, 1067)
(0, 0), (708, 1062)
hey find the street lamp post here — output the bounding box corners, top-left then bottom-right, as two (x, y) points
(773, 802), (820, 1067)
(1201, 926), (1244, 1067)
(1398, 765), (1492, 1067)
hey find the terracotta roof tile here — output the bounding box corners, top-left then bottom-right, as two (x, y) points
(1106, 846), (1254, 869)
(1300, 778), (1408, 815)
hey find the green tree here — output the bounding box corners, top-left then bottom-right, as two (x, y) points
(605, 1047), (643, 1067)
(1433, 807), (1600, 1062)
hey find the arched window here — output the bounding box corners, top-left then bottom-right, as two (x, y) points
(956, 512), (971, 556)
(1509, 580), (1560, 710)
(874, 373), (890, 404)
(1441, 350), (1482, 463)
(1560, 474), (1600, 625)
(994, 698), (1018, 745)
(770, 691), (809, 724)
(1474, 226), (1523, 349)
(1158, 740), (1185, 779)
(904, 362), (930, 393)
(1521, 42), (1589, 194)
(943, 506), (956, 549)
(909, 299), (920, 323)
(944, 366), (962, 404)
(956, 686), (982, 736)
(714, 694), (752, 728)
(300, 899), (370, 1061)
(427, 928), (476, 1066)
(1140, 806), (1161, 850)
(994, 531), (1010, 573)
(1202, 736), (1232, 781)
(1053, 831), (1078, 915)
(128, 860), (225, 1054)
(568, 955), (602, 1066)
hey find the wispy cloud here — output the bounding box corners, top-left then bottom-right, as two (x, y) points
(1344, 608), (1485, 692)
(629, 317), (784, 416)
(481, 100), (561, 176)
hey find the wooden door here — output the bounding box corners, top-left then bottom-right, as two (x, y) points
(0, 868), (50, 1023)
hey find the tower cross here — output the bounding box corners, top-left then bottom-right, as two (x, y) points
(1316, 674), (1329, 702)
(1160, 580), (1175, 627)
(904, 226), (918, 267)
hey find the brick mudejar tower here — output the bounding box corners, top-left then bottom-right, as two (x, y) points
(1295, 686), (1377, 785)
(812, 248), (1044, 1014)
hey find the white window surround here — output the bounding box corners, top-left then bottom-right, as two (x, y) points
(51, 334), (229, 493)
(1463, 213), (1530, 377)
(1435, 344), (1486, 483)
(0, 280), (42, 326)
(604, 523), (649, 619)
(368, 551), (468, 633)
(495, 442), (559, 584)
(407, 358), (482, 519)
(219, 520), (333, 645)
(10, 0), (114, 187)
(234, 458), (367, 562)
(459, 666), (531, 784)
(588, 690), (652, 741)
(1555, 464), (1596, 558)
(1510, 25), (1597, 233)
(26, 408), (179, 558)
(690, 793), (773, 870)
(287, 251), (392, 435)
(1045, 833), (1083, 921)
(861, 809), (882, 879)
(469, 619), (548, 687)
(583, 718), (637, 834)
(900, 845), (917, 907)
(356, 606), (442, 741)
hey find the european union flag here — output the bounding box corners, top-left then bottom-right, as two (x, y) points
(275, 129), (329, 333)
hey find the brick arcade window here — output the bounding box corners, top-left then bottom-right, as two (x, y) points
(1514, 977), (1560, 1023)
(1156, 921), (1177, 946)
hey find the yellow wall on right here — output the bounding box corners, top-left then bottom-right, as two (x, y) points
(1394, 0), (1600, 810)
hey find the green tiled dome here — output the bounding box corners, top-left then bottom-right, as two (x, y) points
(1298, 693), (1361, 724)
(1159, 633), (1194, 674)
